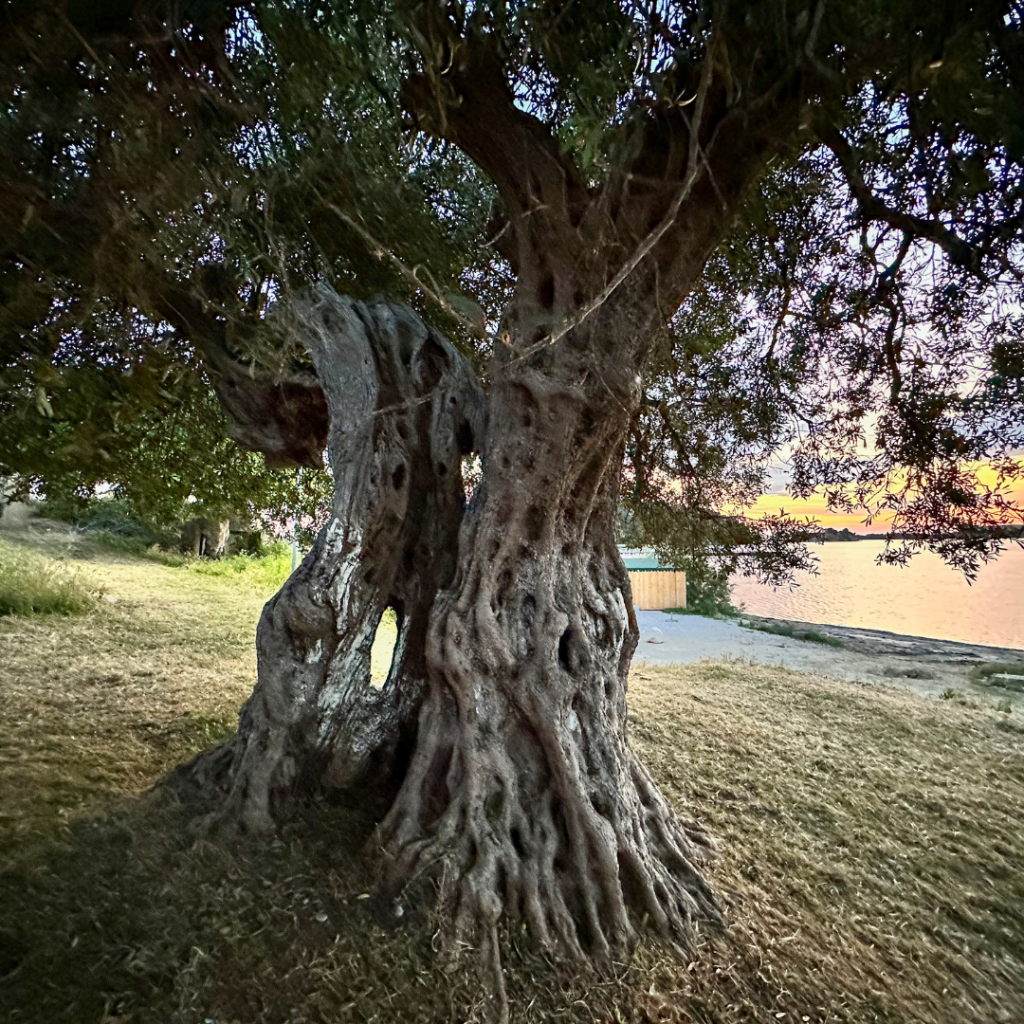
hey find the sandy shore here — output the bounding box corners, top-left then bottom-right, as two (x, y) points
(634, 609), (1024, 705)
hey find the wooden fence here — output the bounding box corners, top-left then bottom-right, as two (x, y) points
(627, 570), (686, 611)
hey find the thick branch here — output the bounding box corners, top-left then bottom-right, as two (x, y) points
(814, 116), (994, 280)
(402, 30), (587, 251)
(157, 287), (329, 469)
(175, 288), (486, 827)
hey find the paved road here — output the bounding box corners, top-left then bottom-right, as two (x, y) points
(633, 610), (1024, 703)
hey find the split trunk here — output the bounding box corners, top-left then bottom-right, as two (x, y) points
(182, 283), (719, 963)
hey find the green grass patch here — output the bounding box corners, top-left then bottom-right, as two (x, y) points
(970, 662), (1024, 690)
(0, 540), (99, 616)
(663, 606), (740, 620)
(179, 541), (293, 589)
(85, 529), (293, 583)
(83, 529), (187, 564)
(741, 619), (846, 647)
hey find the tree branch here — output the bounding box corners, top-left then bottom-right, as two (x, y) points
(156, 286), (329, 468)
(401, 28), (587, 240)
(813, 115), (1020, 282)
(504, 34), (721, 368)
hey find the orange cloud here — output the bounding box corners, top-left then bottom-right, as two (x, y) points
(746, 461), (1024, 534)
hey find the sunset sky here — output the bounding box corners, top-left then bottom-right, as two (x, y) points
(747, 461), (1024, 534)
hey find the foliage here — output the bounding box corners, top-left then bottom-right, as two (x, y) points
(6, 371), (335, 534)
(970, 662), (1024, 690)
(0, 539), (99, 615)
(684, 574), (738, 618)
(0, 0), (1022, 579)
(663, 574), (738, 618)
(43, 495), (168, 543)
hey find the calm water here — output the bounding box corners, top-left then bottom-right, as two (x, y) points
(730, 540), (1024, 650)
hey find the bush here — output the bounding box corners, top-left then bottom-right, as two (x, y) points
(969, 662), (1024, 688)
(79, 499), (164, 542)
(0, 541), (99, 616)
(82, 530), (191, 565)
(741, 619), (846, 648)
(666, 574), (738, 618)
(39, 495), (175, 553)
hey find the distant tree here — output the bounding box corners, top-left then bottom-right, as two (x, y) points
(3, 0), (1023, 991)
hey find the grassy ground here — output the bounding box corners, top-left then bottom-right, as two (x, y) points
(1, 537), (1022, 1024)
(738, 619), (847, 647)
(0, 539), (101, 616)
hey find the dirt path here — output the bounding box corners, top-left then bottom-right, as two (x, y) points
(635, 609), (1024, 706)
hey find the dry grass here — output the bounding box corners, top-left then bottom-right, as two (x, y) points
(0, 551), (271, 869)
(1, 542), (1022, 1024)
(629, 660), (1024, 1024)
(0, 539), (101, 616)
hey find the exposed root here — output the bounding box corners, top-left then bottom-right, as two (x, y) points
(376, 687), (720, 969)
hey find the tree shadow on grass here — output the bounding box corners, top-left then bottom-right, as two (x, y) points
(0, 787), (723, 1024)
(0, 790), (393, 1024)
(0, 791), (593, 1024)
(0, 800), (206, 1024)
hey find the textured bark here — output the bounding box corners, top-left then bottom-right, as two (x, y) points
(183, 286), (484, 828)
(179, 285), (719, 985)
(376, 296), (719, 968)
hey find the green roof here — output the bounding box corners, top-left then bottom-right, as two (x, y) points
(618, 548), (677, 571)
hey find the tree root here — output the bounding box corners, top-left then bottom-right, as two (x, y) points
(376, 690), (720, 969)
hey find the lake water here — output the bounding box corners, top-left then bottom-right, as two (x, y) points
(729, 540), (1024, 650)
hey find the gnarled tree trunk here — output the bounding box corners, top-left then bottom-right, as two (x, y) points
(184, 287), (484, 827)
(379, 374), (718, 963)
(179, 283), (719, 975)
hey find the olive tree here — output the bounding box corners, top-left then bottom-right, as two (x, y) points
(3, 0), (1023, 984)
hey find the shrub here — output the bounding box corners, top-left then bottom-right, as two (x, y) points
(80, 499), (163, 540)
(665, 574), (738, 618)
(740, 619), (846, 648)
(0, 541), (99, 616)
(969, 662), (1024, 689)
(39, 495), (179, 559)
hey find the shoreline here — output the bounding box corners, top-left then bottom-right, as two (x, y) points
(633, 609), (1024, 706)
(740, 613), (1024, 661)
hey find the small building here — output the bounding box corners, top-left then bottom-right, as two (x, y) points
(619, 548), (686, 611)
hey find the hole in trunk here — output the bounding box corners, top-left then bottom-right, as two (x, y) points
(423, 745), (455, 825)
(369, 607), (399, 689)
(525, 505), (545, 542)
(456, 419), (474, 453)
(510, 826), (526, 857)
(538, 273), (555, 310)
(558, 626), (573, 673)
(392, 464), (406, 490)
(617, 850), (644, 911)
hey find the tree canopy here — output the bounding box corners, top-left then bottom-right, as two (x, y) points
(2, 0), (1021, 567)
